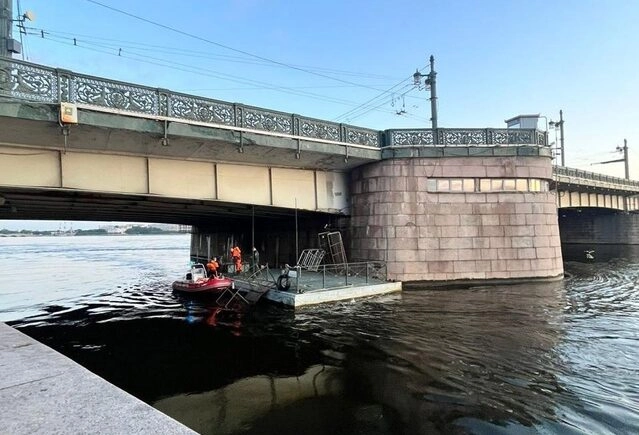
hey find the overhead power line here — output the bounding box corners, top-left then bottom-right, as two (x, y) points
(25, 26), (399, 82)
(36, 34), (356, 106)
(333, 66), (427, 122)
(22, 2), (429, 125)
(28, 33), (415, 120)
(84, 0), (401, 94)
(342, 84), (418, 123)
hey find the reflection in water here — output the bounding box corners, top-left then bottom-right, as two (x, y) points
(297, 285), (569, 434)
(154, 365), (344, 435)
(2, 236), (639, 434)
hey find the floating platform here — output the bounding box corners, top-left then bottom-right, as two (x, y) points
(0, 323), (196, 435)
(265, 282), (402, 307)
(241, 262), (402, 308)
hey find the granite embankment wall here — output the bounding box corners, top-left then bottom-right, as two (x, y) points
(350, 156), (564, 283)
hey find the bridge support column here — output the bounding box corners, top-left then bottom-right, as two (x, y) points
(350, 155), (564, 284)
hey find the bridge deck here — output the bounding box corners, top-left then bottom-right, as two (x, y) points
(2, 57), (639, 222)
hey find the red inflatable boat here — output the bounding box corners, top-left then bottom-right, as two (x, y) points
(171, 264), (234, 294)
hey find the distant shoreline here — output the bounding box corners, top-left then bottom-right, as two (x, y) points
(1, 224), (188, 237)
(0, 232), (187, 237)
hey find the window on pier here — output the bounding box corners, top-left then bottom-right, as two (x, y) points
(426, 178), (549, 193)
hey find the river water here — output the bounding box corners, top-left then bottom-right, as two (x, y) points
(1, 235), (638, 434)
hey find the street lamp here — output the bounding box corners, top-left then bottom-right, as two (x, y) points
(549, 110), (565, 167)
(413, 55), (438, 130)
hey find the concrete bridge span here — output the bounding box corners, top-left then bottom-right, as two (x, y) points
(553, 166), (639, 211)
(0, 58), (381, 224)
(0, 144), (349, 224)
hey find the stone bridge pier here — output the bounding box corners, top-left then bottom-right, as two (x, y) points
(350, 151), (564, 285)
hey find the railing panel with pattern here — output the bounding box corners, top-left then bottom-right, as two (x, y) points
(0, 58), (380, 147)
(385, 128), (547, 146)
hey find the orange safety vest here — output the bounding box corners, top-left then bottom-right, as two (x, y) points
(231, 247), (241, 258)
(207, 260), (218, 272)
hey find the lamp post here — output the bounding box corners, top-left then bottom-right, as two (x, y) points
(413, 55), (438, 132)
(549, 110), (565, 167)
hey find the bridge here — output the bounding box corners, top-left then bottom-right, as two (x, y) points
(2, 58), (638, 283)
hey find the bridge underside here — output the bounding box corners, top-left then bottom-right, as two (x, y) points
(0, 186), (331, 226)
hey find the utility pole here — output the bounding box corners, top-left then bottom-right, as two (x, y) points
(622, 138), (629, 180)
(592, 139), (630, 210)
(549, 110), (565, 166)
(559, 110), (565, 167)
(0, 0), (11, 58)
(593, 138), (629, 179)
(413, 55), (438, 132)
(623, 138), (629, 212)
(428, 55), (438, 130)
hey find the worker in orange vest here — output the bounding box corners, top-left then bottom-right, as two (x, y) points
(206, 257), (219, 278)
(231, 244), (242, 274)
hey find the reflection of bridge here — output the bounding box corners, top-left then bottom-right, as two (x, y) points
(2, 58), (639, 283)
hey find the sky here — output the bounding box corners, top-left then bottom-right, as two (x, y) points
(3, 0), (639, 230)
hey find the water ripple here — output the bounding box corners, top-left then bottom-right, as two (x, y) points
(3, 237), (639, 434)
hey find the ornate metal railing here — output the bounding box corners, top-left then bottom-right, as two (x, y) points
(0, 58), (558, 150)
(0, 57), (381, 147)
(554, 166), (639, 189)
(385, 128), (547, 146)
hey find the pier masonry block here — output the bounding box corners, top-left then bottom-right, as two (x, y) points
(350, 155), (564, 284)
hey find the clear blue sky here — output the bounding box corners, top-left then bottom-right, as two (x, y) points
(3, 0), (639, 229)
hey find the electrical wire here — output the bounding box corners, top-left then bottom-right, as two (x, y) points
(15, 0), (30, 61)
(39, 34), (361, 106)
(333, 66), (428, 122)
(83, 0), (404, 93)
(29, 34), (408, 119)
(177, 85), (391, 92)
(21, 8), (426, 124)
(341, 84), (418, 123)
(25, 26), (399, 81)
(336, 83), (419, 123)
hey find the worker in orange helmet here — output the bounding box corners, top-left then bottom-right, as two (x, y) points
(230, 244), (242, 274)
(206, 257), (219, 278)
